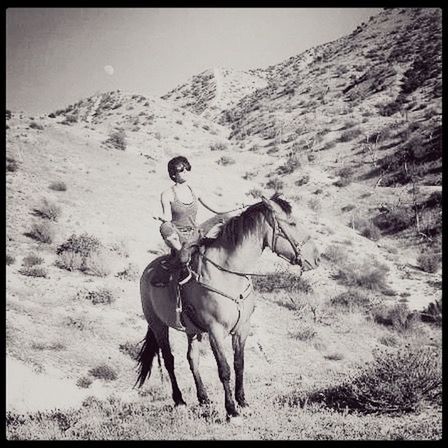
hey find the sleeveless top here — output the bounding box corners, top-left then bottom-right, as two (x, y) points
(170, 185), (198, 229)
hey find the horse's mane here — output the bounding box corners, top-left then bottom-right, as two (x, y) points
(208, 193), (292, 249)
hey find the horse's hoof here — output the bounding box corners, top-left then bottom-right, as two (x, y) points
(238, 400), (249, 408)
(227, 415), (243, 425)
(175, 400), (187, 407)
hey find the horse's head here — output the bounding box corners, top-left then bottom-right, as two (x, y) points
(261, 195), (320, 271)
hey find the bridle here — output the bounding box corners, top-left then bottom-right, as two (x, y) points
(266, 209), (305, 267)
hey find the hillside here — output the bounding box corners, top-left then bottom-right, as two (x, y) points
(6, 7), (442, 440)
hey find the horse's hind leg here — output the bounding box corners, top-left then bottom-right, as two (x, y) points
(153, 323), (186, 406)
(232, 322), (250, 407)
(187, 333), (210, 405)
(209, 327), (239, 418)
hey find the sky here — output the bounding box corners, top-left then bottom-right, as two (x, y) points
(6, 7), (381, 115)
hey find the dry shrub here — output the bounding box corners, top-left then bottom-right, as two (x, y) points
(330, 289), (371, 312)
(371, 302), (419, 333)
(76, 376), (93, 388)
(34, 198), (62, 221)
(49, 181), (67, 192)
(379, 333), (400, 347)
(88, 364), (117, 381)
(109, 240), (130, 258)
(210, 142), (227, 151)
(266, 177), (284, 192)
(305, 345), (441, 414)
(55, 251), (84, 271)
(7, 156), (19, 172)
(289, 323), (317, 341)
(276, 153), (301, 175)
(119, 341), (140, 360)
(338, 127), (362, 142)
(29, 121), (44, 130)
(22, 253), (44, 267)
(253, 271), (313, 295)
(308, 197), (321, 212)
(295, 175), (310, 186)
(247, 187), (263, 198)
(77, 287), (116, 305)
(420, 299), (442, 326)
(353, 217), (381, 241)
(335, 258), (389, 291)
(6, 254), (16, 266)
(216, 155), (235, 166)
(57, 233), (101, 258)
(417, 252), (440, 273)
(82, 251), (111, 277)
(323, 244), (348, 265)
(105, 128), (127, 150)
(19, 266), (48, 278)
(28, 221), (55, 244)
(116, 263), (139, 281)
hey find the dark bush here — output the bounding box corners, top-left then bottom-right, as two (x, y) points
(57, 233), (101, 258)
(336, 259), (389, 291)
(19, 266), (48, 278)
(420, 299), (442, 325)
(88, 364), (117, 381)
(105, 128), (127, 151)
(253, 271), (313, 295)
(417, 252), (440, 273)
(22, 253), (44, 267)
(28, 222), (55, 244)
(29, 121), (44, 130)
(49, 181), (67, 192)
(330, 289), (371, 312)
(6, 254), (15, 266)
(305, 345), (441, 414)
(7, 157), (19, 173)
(276, 154), (301, 175)
(119, 341), (140, 360)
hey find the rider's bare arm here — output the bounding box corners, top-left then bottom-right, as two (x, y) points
(158, 189), (174, 222)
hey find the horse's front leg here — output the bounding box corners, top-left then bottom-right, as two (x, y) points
(232, 321), (250, 407)
(208, 326), (239, 418)
(187, 333), (210, 405)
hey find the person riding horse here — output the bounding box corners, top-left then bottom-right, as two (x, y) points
(152, 156), (247, 287)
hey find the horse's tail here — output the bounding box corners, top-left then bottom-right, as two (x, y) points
(134, 326), (160, 388)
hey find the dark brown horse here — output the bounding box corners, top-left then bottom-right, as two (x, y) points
(136, 193), (320, 419)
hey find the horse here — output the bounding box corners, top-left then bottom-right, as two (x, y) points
(136, 193), (320, 420)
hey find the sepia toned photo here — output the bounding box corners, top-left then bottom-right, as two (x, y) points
(5, 7), (442, 440)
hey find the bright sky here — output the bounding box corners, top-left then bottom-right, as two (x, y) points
(6, 7), (381, 115)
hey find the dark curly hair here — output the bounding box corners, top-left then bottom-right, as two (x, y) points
(167, 156), (191, 181)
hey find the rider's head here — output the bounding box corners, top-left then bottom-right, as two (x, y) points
(168, 156), (191, 181)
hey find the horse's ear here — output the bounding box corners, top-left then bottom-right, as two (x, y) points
(261, 196), (274, 210)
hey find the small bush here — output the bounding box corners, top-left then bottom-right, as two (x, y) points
(76, 376), (93, 388)
(330, 289), (371, 312)
(379, 333), (400, 347)
(216, 156), (235, 166)
(247, 187), (263, 198)
(289, 324), (317, 341)
(55, 251), (84, 271)
(88, 364), (117, 381)
(210, 142), (227, 151)
(323, 244), (348, 265)
(371, 303), (419, 332)
(336, 258), (389, 291)
(6, 254), (15, 266)
(7, 156), (19, 173)
(22, 253), (44, 267)
(339, 128), (362, 142)
(116, 263), (139, 281)
(34, 198), (62, 221)
(57, 233), (101, 258)
(19, 266), (48, 278)
(324, 352), (344, 361)
(304, 345), (441, 414)
(295, 175), (310, 186)
(119, 341), (140, 360)
(62, 114), (78, 124)
(421, 299), (442, 326)
(276, 154), (301, 175)
(266, 177), (284, 192)
(85, 288), (115, 305)
(341, 204), (356, 212)
(253, 271), (313, 295)
(105, 128), (127, 151)
(28, 221), (55, 244)
(29, 121), (44, 130)
(417, 252), (440, 273)
(49, 181), (67, 192)
(308, 197), (321, 212)
(353, 217), (381, 241)
(82, 251), (111, 277)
